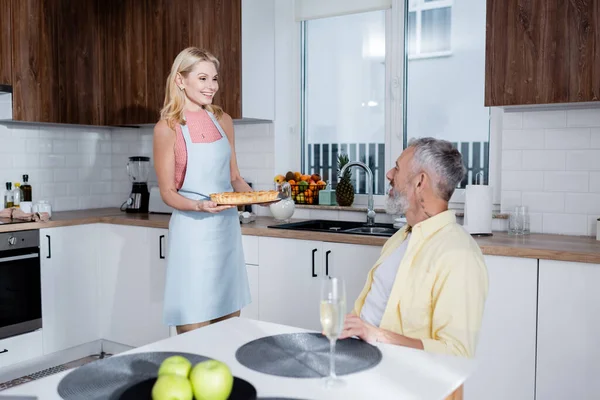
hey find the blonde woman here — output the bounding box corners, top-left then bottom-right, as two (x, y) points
(153, 47), (252, 334)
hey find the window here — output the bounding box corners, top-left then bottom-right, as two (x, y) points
(407, 0), (453, 59)
(299, 0), (492, 204)
(301, 11), (390, 195)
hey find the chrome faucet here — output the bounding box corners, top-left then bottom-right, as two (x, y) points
(340, 161), (376, 226)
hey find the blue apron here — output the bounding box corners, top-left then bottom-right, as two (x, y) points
(163, 110), (251, 326)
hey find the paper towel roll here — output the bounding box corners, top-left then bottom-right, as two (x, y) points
(463, 184), (493, 234)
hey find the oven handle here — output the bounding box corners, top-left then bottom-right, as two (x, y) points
(0, 253), (39, 263)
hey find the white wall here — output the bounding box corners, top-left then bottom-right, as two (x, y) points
(0, 121), (274, 213)
(500, 107), (600, 237)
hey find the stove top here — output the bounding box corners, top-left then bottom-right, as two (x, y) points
(0, 218), (32, 225)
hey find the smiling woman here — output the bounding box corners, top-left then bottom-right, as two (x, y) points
(152, 47), (253, 336)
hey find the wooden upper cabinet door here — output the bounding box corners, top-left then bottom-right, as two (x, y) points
(57, 0), (104, 125)
(485, 0), (600, 107)
(189, 0), (242, 119)
(0, 0), (11, 86)
(145, 0), (191, 123)
(11, 0), (60, 122)
(101, 0), (148, 125)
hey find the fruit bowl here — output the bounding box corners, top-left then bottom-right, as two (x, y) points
(289, 182), (326, 205)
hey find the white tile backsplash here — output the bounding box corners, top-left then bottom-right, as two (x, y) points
(567, 108), (600, 127)
(501, 107), (600, 236)
(543, 171), (589, 192)
(522, 110), (567, 129)
(0, 120), (276, 212)
(521, 192), (565, 213)
(502, 129), (545, 149)
(521, 150), (565, 170)
(542, 213), (588, 236)
(545, 128), (591, 149)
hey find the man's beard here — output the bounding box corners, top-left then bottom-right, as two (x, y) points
(385, 188), (410, 215)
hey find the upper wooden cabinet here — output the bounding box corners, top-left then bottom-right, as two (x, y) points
(0, 0), (11, 86)
(485, 0), (600, 107)
(0, 0), (268, 126)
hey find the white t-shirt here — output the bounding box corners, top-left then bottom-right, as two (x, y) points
(360, 234), (411, 327)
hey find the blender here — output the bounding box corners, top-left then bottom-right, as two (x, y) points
(124, 156), (150, 213)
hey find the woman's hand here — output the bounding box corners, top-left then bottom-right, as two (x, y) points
(195, 201), (235, 213)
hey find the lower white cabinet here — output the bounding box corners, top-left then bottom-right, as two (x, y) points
(464, 256), (537, 400)
(0, 330), (43, 369)
(40, 225), (100, 354)
(258, 237), (382, 331)
(536, 260), (600, 400)
(240, 264), (260, 320)
(98, 225), (170, 347)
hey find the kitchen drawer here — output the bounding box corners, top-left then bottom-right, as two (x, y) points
(0, 330), (43, 369)
(242, 236), (259, 265)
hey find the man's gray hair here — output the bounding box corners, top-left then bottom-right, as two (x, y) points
(407, 137), (466, 201)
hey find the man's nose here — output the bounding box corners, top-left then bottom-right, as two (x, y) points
(386, 168), (394, 180)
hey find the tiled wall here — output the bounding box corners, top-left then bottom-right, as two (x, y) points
(0, 121), (275, 213)
(0, 123), (117, 211)
(501, 107), (600, 236)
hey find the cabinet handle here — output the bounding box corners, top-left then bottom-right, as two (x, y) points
(46, 235), (51, 259)
(325, 250), (331, 276)
(159, 235), (165, 259)
(311, 249), (318, 277)
(0, 349), (7, 354)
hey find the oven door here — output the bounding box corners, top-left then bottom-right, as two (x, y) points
(0, 244), (42, 340)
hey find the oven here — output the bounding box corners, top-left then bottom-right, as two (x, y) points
(0, 230), (42, 340)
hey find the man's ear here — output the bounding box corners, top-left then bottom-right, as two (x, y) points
(416, 173), (426, 190)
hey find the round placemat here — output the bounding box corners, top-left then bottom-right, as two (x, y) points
(235, 333), (382, 378)
(57, 351), (209, 400)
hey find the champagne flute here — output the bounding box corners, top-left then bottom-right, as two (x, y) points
(320, 276), (346, 388)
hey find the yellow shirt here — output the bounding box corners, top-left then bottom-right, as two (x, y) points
(353, 210), (489, 358)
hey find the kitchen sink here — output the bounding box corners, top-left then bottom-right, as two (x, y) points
(268, 219), (401, 237)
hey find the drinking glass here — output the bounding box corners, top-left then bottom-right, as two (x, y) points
(320, 276), (346, 388)
(508, 205), (530, 235)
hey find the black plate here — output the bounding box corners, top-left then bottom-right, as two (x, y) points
(119, 376), (257, 400)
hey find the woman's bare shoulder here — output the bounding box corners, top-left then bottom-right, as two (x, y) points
(154, 119), (176, 138)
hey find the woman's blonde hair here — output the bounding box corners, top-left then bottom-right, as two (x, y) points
(160, 47), (224, 129)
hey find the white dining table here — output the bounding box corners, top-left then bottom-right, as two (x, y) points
(2, 317), (476, 400)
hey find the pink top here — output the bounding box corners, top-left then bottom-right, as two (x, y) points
(174, 109), (224, 189)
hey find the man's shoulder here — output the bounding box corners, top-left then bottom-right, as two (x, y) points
(426, 222), (486, 267)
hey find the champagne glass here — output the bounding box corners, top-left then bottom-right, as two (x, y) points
(320, 276), (346, 388)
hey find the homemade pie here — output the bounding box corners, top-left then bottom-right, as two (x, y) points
(210, 190), (280, 205)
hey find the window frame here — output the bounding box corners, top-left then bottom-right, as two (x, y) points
(298, 0), (500, 209)
(407, 0), (453, 60)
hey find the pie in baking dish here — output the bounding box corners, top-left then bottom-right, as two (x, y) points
(210, 190), (280, 205)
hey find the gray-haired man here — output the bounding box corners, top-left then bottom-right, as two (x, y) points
(340, 138), (489, 359)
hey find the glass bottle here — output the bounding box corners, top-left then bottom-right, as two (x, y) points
(21, 174), (32, 202)
(12, 182), (23, 208)
(4, 182), (13, 208)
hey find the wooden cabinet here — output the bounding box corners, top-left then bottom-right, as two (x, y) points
(98, 225), (170, 347)
(144, 0), (191, 123)
(0, 0), (11, 85)
(11, 0), (60, 123)
(536, 260), (600, 400)
(102, 0), (149, 126)
(58, 0), (104, 125)
(485, 0), (600, 106)
(3, 0), (249, 125)
(40, 225), (100, 354)
(464, 256), (537, 400)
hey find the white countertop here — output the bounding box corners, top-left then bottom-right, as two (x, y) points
(2, 318), (475, 400)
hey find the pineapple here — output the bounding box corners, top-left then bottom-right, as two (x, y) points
(335, 154), (355, 206)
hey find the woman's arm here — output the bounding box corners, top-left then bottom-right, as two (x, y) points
(153, 119), (233, 213)
(220, 113), (253, 193)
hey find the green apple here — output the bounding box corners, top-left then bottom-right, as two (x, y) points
(151, 375), (193, 400)
(189, 359), (234, 400)
(158, 355), (192, 378)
